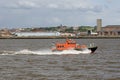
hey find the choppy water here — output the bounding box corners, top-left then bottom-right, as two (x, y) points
(0, 39), (120, 80)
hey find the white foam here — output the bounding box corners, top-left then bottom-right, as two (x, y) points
(61, 49), (91, 54)
(14, 49), (91, 55)
(14, 49), (36, 54)
(0, 48), (91, 55)
(0, 51), (15, 55)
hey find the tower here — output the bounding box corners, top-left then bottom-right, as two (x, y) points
(96, 19), (102, 32)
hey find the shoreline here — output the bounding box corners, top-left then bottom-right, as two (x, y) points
(0, 36), (120, 39)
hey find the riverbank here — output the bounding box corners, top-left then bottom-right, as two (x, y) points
(0, 36), (120, 39)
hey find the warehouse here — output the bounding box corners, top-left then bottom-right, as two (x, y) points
(13, 32), (60, 37)
(98, 25), (120, 36)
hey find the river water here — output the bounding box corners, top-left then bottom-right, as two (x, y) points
(0, 39), (119, 80)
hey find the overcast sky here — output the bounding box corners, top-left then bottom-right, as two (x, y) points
(0, 0), (120, 28)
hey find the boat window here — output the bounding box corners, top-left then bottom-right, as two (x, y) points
(57, 45), (64, 48)
(68, 43), (75, 44)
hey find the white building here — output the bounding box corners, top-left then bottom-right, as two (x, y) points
(60, 33), (76, 37)
(13, 32), (60, 37)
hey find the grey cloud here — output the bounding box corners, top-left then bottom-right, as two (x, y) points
(17, 1), (39, 8)
(1, 0), (104, 12)
(89, 5), (103, 13)
(38, 0), (104, 13)
(46, 4), (104, 13)
(2, 0), (40, 9)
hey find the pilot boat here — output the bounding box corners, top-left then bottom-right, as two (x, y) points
(51, 39), (97, 54)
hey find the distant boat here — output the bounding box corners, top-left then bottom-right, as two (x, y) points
(51, 39), (97, 54)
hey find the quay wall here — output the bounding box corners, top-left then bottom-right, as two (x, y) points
(0, 36), (120, 39)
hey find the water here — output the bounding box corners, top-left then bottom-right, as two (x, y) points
(0, 39), (119, 80)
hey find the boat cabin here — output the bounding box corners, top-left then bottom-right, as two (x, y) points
(55, 39), (76, 51)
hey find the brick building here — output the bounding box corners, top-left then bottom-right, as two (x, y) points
(98, 25), (120, 36)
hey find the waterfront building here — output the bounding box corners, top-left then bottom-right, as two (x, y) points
(96, 19), (120, 36)
(0, 29), (12, 37)
(98, 25), (120, 36)
(13, 32), (60, 37)
(60, 33), (76, 37)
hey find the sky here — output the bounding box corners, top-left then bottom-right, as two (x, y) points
(0, 0), (120, 28)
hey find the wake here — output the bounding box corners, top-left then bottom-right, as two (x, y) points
(0, 49), (91, 55)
